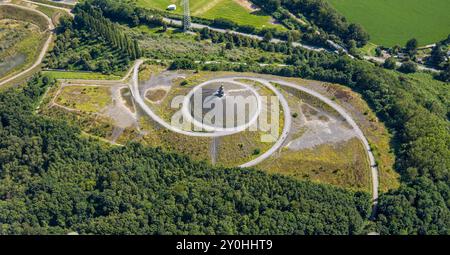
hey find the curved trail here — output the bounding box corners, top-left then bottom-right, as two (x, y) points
(263, 78), (379, 209)
(129, 61), (379, 211)
(6, 0), (381, 212)
(24, 0), (75, 18)
(0, 3), (54, 86)
(0, 1), (381, 213)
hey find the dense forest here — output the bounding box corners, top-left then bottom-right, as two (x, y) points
(0, 75), (370, 234)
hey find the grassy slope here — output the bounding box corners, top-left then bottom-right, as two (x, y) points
(136, 0), (280, 29)
(43, 70), (121, 80)
(0, 5), (49, 30)
(327, 0), (450, 47)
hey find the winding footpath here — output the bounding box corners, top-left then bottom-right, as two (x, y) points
(23, 0), (75, 18)
(1, 1), (380, 214)
(128, 60), (292, 167)
(128, 60), (379, 212)
(163, 17), (441, 72)
(0, 3), (54, 87)
(163, 17), (326, 53)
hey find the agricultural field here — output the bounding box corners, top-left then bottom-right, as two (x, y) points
(327, 0), (450, 47)
(135, 0), (282, 29)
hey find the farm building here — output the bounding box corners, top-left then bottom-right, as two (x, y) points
(167, 4), (176, 11)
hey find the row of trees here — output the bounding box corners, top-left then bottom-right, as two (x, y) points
(74, 4), (141, 60)
(44, 2), (144, 74)
(429, 36), (450, 81)
(167, 27), (449, 234)
(251, 0), (370, 48)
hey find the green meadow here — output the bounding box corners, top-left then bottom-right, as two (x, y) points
(327, 0), (450, 47)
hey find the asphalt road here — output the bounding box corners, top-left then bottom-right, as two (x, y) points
(363, 55), (439, 73)
(0, 1), (381, 213)
(23, 0), (75, 17)
(162, 17), (326, 52)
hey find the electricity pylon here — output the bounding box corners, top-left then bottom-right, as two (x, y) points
(183, 0), (191, 32)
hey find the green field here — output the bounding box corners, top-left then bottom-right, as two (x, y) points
(0, 20), (45, 81)
(136, 0), (281, 29)
(43, 70), (122, 80)
(327, 0), (450, 47)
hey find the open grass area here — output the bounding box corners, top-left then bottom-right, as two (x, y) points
(319, 82), (399, 192)
(217, 130), (274, 167)
(32, 4), (71, 24)
(55, 85), (112, 113)
(327, 0), (450, 47)
(50, 106), (117, 139)
(135, 0), (281, 29)
(120, 87), (136, 113)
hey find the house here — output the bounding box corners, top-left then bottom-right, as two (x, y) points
(167, 4), (176, 11)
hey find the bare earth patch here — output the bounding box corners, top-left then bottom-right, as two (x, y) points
(145, 88), (168, 103)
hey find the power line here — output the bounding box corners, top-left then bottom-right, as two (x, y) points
(183, 0), (191, 32)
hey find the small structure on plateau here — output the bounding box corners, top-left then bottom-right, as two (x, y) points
(167, 4), (176, 11)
